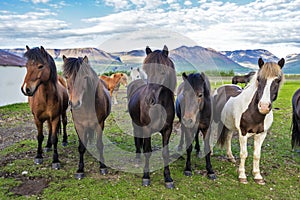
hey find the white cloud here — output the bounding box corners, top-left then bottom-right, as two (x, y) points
(184, 1), (192, 6)
(31, 0), (50, 3)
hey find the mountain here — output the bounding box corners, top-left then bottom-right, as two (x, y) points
(221, 49), (279, 69)
(111, 50), (145, 64)
(170, 46), (249, 73)
(284, 53), (300, 74)
(0, 49), (26, 67)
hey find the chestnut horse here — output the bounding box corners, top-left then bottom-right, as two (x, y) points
(100, 72), (128, 104)
(175, 72), (216, 179)
(21, 46), (69, 169)
(212, 58), (285, 184)
(291, 88), (300, 150)
(62, 55), (111, 179)
(128, 45), (176, 189)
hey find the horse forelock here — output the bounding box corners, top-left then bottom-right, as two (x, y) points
(258, 62), (283, 80)
(24, 47), (57, 84)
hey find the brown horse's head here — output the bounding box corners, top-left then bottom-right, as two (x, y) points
(143, 45), (176, 92)
(21, 46), (57, 96)
(62, 55), (98, 110)
(119, 73), (128, 87)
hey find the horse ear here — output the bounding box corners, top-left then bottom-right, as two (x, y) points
(278, 58), (285, 68)
(182, 72), (188, 80)
(83, 56), (89, 63)
(40, 46), (47, 57)
(162, 45), (168, 57)
(258, 58), (264, 68)
(146, 46), (152, 55)
(26, 45), (30, 51)
(62, 55), (67, 63)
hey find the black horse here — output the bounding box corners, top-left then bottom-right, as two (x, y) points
(291, 88), (300, 150)
(175, 72), (216, 179)
(232, 71), (255, 86)
(127, 45), (176, 189)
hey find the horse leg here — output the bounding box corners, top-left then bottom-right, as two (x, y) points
(238, 134), (248, 184)
(183, 126), (193, 176)
(195, 131), (201, 158)
(253, 132), (267, 185)
(113, 91), (118, 104)
(34, 120), (44, 165)
(51, 117), (61, 169)
(44, 120), (52, 152)
(162, 128), (174, 189)
(204, 129), (216, 180)
(75, 126), (87, 179)
(133, 124), (143, 162)
(177, 129), (184, 152)
(226, 130), (236, 163)
(142, 137), (152, 187)
(62, 112), (68, 146)
(96, 122), (108, 175)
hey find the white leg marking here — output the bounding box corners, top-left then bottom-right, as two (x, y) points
(238, 134), (248, 180)
(253, 132), (267, 180)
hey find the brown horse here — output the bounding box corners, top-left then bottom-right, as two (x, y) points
(21, 46), (69, 169)
(291, 88), (300, 150)
(127, 45), (177, 189)
(100, 72), (128, 104)
(175, 72), (216, 179)
(232, 71), (256, 86)
(62, 55), (111, 179)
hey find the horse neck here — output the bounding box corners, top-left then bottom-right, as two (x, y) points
(36, 80), (58, 101)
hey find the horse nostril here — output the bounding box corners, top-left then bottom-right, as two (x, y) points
(26, 88), (31, 94)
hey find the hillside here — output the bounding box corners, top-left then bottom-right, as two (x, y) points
(0, 49), (26, 67)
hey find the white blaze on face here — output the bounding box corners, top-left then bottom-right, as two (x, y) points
(258, 78), (275, 114)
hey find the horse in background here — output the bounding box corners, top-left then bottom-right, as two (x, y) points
(291, 88), (300, 150)
(212, 58), (284, 185)
(127, 45), (176, 189)
(232, 71), (256, 86)
(21, 46), (69, 169)
(130, 67), (147, 81)
(175, 72), (216, 179)
(62, 55), (111, 179)
(100, 72), (128, 104)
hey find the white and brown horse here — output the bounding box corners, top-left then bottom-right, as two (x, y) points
(212, 58), (285, 184)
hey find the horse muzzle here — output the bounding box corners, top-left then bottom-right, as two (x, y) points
(21, 84), (35, 96)
(258, 102), (271, 115)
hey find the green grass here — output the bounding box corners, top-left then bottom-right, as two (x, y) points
(0, 79), (300, 199)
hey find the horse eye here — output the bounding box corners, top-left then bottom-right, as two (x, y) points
(38, 65), (44, 69)
(198, 93), (203, 98)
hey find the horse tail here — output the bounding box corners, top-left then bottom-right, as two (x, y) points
(291, 110), (300, 149)
(217, 123), (227, 147)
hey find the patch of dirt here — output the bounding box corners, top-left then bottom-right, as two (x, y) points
(10, 177), (49, 196)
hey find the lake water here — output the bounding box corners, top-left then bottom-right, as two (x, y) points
(0, 66), (27, 106)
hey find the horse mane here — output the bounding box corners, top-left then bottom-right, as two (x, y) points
(258, 62), (283, 80)
(24, 47), (57, 84)
(186, 73), (210, 98)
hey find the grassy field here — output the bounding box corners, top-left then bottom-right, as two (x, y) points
(0, 78), (300, 199)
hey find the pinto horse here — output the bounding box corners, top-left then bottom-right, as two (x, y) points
(21, 46), (69, 169)
(232, 71), (256, 86)
(130, 67), (147, 81)
(212, 57), (285, 184)
(127, 45), (176, 189)
(62, 55), (111, 179)
(175, 72), (216, 179)
(100, 72), (128, 104)
(291, 88), (300, 150)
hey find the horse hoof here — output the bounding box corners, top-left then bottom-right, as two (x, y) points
(239, 178), (248, 184)
(254, 179), (266, 185)
(75, 173), (85, 180)
(184, 171), (192, 177)
(228, 158), (236, 163)
(165, 182), (174, 189)
(142, 178), (151, 186)
(196, 152), (202, 158)
(52, 162), (61, 170)
(62, 142), (68, 147)
(207, 173), (217, 180)
(34, 158), (43, 165)
(100, 168), (108, 175)
(177, 146), (183, 152)
(44, 147), (52, 152)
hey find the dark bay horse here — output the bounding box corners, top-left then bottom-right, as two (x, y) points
(232, 71), (256, 86)
(175, 72), (216, 179)
(291, 88), (300, 150)
(62, 55), (111, 179)
(212, 58), (285, 184)
(127, 45), (176, 189)
(21, 46), (69, 169)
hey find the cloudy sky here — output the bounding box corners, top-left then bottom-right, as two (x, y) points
(1, 0), (300, 57)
